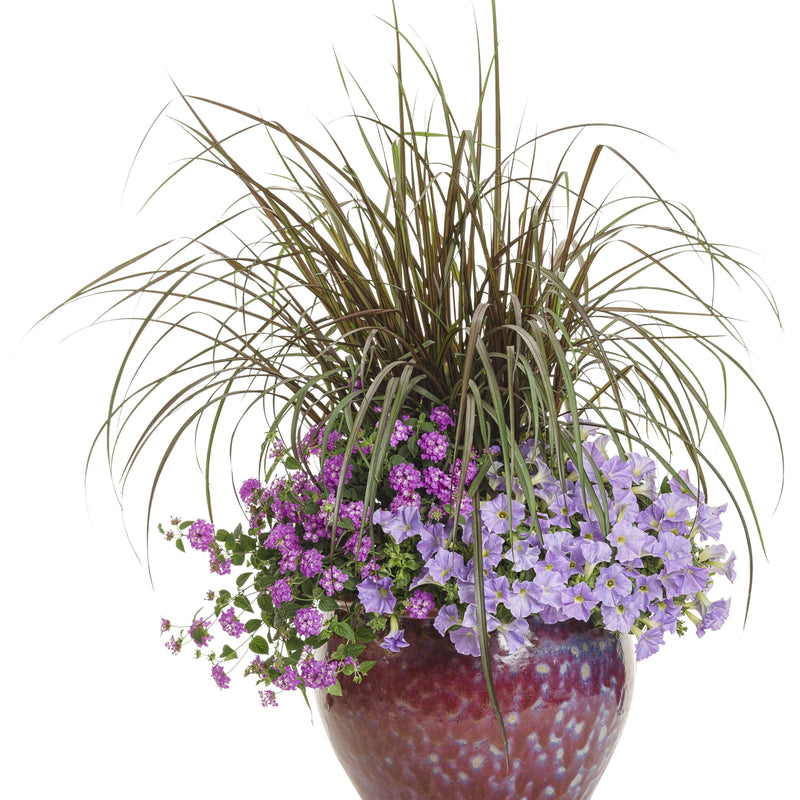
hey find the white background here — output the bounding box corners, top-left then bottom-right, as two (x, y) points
(2, 1), (796, 797)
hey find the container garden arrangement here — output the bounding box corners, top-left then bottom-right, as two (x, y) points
(56, 3), (780, 798)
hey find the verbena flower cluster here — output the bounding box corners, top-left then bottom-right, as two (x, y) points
(160, 408), (735, 705)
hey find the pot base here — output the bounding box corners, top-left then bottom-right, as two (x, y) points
(316, 618), (635, 800)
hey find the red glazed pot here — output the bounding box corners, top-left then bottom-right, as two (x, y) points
(316, 617), (634, 800)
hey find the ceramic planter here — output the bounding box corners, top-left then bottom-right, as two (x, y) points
(316, 616), (635, 800)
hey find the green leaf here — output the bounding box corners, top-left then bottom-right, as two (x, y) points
(327, 680), (343, 696)
(318, 596), (339, 612)
(220, 644), (237, 661)
(355, 626), (376, 643)
(257, 593), (273, 613)
(236, 571), (253, 589)
(249, 636), (270, 655)
(331, 620), (356, 641)
(244, 619), (262, 633)
(342, 643), (365, 659)
(254, 572), (273, 592)
(175, 538), (185, 553)
(191, 625), (209, 646)
(234, 594), (254, 614)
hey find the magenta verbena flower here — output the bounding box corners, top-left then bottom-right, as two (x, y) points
(211, 664), (230, 690)
(295, 607), (324, 637)
(269, 577), (293, 607)
(343, 532), (372, 562)
(319, 565), (348, 596)
(418, 430), (448, 461)
(187, 519), (215, 552)
(209, 547), (231, 575)
(323, 453), (353, 493)
(219, 607), (246, 638)
(298, 548), (324, 577)
(388, 417), (414, 446)
(300, 657), (337, 689)
(389, 462), (423, 493)
(429, 405), (455, 431)
(274, 664), (301, 691)
(189, 618), (213, 648)
(239, 477), (261, 504)
(406, 590), (435, 618)
(259, 689), (278, 707)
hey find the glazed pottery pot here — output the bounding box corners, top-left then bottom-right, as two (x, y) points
(316, 616), (634, 800)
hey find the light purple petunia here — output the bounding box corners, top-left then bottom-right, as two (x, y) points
(635, 626), (665, 660)
(594, 563), (632, 606)
(497, 617), (530, 653)
(423, 549), (469, 586)
(600, 595), (639, 633)
(356, 576), (397, 615)
(378, 505), (426, 543)
(480, 494), (526, 534)
(503, 536), (541, 572)
(433, 604), (460, 636)
(560, 581), (598, 622)
(506, 578), (544, 619)
(380, 629), (410, 652)
(609, 520), (647, 562)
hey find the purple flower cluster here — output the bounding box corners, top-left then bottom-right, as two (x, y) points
(269, 577), (293, 607)
(211, 664), (230, 690)
(295, 607), (324, 637)
(189, 618), (213, 648)
(300, 655), (337, 689)
(239, 477), (261, 504)
(418, 430), (448, 461)
(165, 404), (736, 707)
(187, 519), (215, 551)
(406, 590), (435, 618)
(412, 435), (734, 660)
(219, 607), (246, 638)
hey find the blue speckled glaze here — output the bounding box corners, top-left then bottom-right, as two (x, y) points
(317, 617), (635, 800)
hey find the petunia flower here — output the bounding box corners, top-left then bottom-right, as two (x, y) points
(380, 629), (410, 652)
(356, 576), (397, 614)
(560, 581), (598, 622)
(480, 493), (526, 534)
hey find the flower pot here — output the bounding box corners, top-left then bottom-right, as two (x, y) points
(316, 617), (635, 800)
